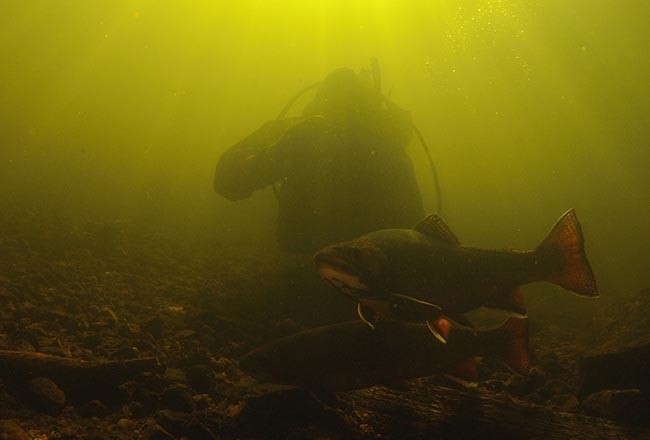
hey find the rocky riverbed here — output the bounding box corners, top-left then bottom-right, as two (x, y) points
(0, 211), (648, 439)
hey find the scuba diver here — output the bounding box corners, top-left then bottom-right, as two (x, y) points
(214, 62), (438, 253)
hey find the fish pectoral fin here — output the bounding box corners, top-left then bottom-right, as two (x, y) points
(426, 317), (452, 344)
(484, 288), (528, 319)
(357, 303), (376, 330)
(413, 214), (460, 245)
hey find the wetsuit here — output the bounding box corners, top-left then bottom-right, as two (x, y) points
(214, 68), (424, 252)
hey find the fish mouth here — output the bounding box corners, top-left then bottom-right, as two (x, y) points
(313, 252), (359, 275)
(314, 253), (371, 297)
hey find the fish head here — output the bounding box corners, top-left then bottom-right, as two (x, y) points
(313, 238), (388, 300)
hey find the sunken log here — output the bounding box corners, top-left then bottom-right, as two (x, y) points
(0, 350), (161, 389)
(340, 382), (650, 440)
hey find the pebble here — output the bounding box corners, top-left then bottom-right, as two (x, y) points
(156, 410), (217, 439)
(109, 345), (140, 360)
(39, 346), (72, 357)
(147, 425), (175, 440)
(483, 379), (505, 393)
(156, 410), (190, 436)
(128, 401), (150, 419)
(0, 419), (29, 440)
(235, 387), (340, 437)
(100, 307), (119, 326)
(118, 322), (141, 337)
(80, 400), (108, 418)
(163, 368), (187, 383)
(581, 389), (649, 425)
(505, 367), (545, 396)
(160, 385), (194, 413)
(116, 418), (135, 430)
(0, 388), (18, 412)
(28, 377), (66, 414)
(538, 379), (571, 400)
(142, 317), (165, 339)
(548, 394), (579, 411)
(185, 364), (216, 392)
(133, 339), (155, 351)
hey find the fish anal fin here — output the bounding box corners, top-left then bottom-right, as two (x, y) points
(357, 303), (376, 329)
(413, 214), (460, 245)
(502, 318), (530, 375)
(444, 357), (478, 388)
(485, 288), (527, 319)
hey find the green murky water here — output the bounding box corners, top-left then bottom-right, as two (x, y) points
(1, 0), (648, 297)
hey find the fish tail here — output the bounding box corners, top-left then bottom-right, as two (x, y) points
(535, 209), (598, 297)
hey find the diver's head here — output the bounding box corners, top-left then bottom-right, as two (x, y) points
(303, 68), (379, 125)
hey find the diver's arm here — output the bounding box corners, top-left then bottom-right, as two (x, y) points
(214, 116), (331, 200)
(213, 118), (298, 200)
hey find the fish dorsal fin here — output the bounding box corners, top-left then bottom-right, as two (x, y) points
(413, 214), (460, 245)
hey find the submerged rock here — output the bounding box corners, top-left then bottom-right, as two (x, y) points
(155, 410), (217, 440)
(0, 419), (29, 440)
(579, 343), (650, 397)
(234, 387), (351, 439)
(579, 289), (650, 397)
(146, 425), (175, 440)
(184, 364), (216, 392)
(581, 389), (650, 425)
(505, 367), (545, 396)
(160, 384), (194, 413)
(548, 394), (580, 411)
(538, 379), (572, 400)
(142, 317), (165, 339)
(79, 399), (109, 418)
(0, 386), (18, 413)
(27, 377), (66, 413)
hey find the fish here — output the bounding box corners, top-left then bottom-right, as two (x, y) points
(239, 317), (528, 390)
(313, 209), (598, 338)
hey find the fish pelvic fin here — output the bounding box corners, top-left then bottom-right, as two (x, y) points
(426, 316), (452, 344)
(357, 303), (376, 330)
(536, 209), (598, 298)
(484, 288), (528, 319)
